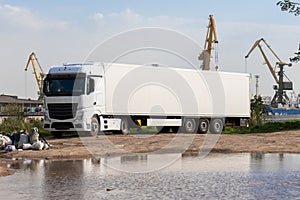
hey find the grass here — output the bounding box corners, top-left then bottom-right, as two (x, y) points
(0, 118), (52, 137)
(223, 120), (300, 134)
(2, 117), (299, 137)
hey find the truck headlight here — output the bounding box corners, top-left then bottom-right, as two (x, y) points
(44, 111), (50, 121)
(76, 111), (84, 121)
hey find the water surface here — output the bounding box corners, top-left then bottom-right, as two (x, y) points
(1, 153), (300, 199)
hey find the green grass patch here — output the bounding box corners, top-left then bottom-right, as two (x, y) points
(223, 120), (300, 134)
(0, 118), (51, 137)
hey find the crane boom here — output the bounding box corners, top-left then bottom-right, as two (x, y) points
(257, 43), (279, 84)
(245, 38), (293, 107)
(198, 15), (218, 71)
(25, 52), (46, 99)
(245, 38), (291, 84)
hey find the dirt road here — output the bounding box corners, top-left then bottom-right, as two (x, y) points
(1, 130), (300, 176)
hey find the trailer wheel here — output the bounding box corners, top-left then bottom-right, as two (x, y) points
(182, 118), (197, 133)
(209, 119), (223, 134)
(91, 116), (100, 137)
(120, 118), (129, 135)
(198, 119), (209, 134)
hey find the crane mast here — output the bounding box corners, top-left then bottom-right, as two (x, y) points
(245, 38), (293, 108)
(25, 52), (46, 99)
(198, 15), (219, 71)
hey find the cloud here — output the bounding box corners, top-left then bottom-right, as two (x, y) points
(0, 4), (41, 29)
(90, 12), (104, 21)
(0, 4), (70, 31)
(108, 8), (141, 22)
(90, 8), (142, 26)
(90, 8), (201, 28)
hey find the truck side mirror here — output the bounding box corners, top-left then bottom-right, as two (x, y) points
(88, 78), (95, 94)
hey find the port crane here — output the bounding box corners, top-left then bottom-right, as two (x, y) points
(245, 38), (293, 108)
(25, 52), (46, 100)
(198, 15), (219, 71)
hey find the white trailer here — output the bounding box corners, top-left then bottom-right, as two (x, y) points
(43, 63), (250, 136)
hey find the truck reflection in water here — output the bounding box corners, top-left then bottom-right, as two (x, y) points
(3, 153), (300, 199)
(250, 153), (299, 172)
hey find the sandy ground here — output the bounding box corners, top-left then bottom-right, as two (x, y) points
(1, 130), (300, 176)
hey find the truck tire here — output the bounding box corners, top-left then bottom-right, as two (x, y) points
(182, 118), (197, 133)
(90, 116), (100, 137)
(120, 118), (129, 135)
(209, 119), (223, 134)
(198, 119), (209, 134)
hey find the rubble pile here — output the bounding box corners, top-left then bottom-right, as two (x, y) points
(0, 127), (49, 152)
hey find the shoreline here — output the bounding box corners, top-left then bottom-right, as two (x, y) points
(1, 130), (300, 176)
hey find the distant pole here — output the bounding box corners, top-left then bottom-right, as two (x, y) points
(255, 75), (260, 96)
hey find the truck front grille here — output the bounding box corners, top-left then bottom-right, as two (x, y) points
(51, 122), (74, 130)
(48, 103), (77, 120)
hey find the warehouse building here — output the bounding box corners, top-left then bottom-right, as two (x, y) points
(0, 94), (43, 121)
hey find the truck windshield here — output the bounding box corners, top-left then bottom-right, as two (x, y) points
(43, 73), (85, 96)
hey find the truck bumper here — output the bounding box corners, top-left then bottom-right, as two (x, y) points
(43, 117), (122, 132)
(43, 120), (91, 132)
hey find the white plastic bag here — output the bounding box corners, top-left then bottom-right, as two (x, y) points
(22, 143), (32, 150)
(31, 141), (44, 150)
(29, 127), (39, 144)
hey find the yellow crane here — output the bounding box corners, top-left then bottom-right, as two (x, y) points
(198, 15), (219, 71)
(25, 52), (46, 99)
(245, 38), (293, 107)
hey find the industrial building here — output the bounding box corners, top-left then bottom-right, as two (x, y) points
(0, 94), (43, 121)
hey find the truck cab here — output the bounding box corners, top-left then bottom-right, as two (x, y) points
(43, 63), (113, 136)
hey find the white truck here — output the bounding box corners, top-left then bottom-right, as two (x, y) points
(43, 62), (250, 137)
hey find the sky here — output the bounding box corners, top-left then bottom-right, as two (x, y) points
(0, 0), (299, 100)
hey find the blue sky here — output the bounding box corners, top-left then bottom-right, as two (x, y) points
(4, 0), (296, 24)
(0, 0), (299, 99)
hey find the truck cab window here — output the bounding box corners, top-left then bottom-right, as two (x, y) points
(87, 78), (95, 94)
(43, 73), (85, 96)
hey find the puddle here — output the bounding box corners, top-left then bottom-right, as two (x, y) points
(1, 153), (300, 199)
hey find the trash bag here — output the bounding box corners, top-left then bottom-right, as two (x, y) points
(43, 143), (49, 150)
(4, 145), (16, 152)
(11, 132), (21, 146)
(0, 135), (12, 149)
(22, 143), (32, 150)
(2, 135), (12, 145)
(31, 141), (44, 151)
(29, 127), (39, 144)
(18, 133), (29, 149)
(0, 138), (6, 149)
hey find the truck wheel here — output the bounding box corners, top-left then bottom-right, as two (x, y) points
(198, 119), (209, 134)
(120, 118), (129, 135)
(91, 116), (100, 137)
(182, 118), (197, 133)
(209, 119), (223, 134)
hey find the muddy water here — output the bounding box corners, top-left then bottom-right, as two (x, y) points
(1, 153), (300, 199)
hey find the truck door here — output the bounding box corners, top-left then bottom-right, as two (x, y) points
(87, 75), (104, 110)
